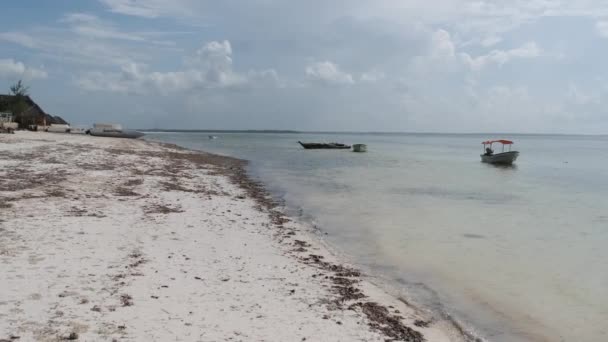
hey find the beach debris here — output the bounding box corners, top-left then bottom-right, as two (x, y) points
(414, 320), (430, 328)
(349, 302), (424, 342)
(120, 294), (133, 307)
(63, 332), (78, 340)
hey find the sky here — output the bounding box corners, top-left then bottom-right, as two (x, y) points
(1, 0), (608, 133)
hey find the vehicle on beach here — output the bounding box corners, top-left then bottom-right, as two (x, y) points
(88, 123), (145, 139)
(46, 124), (70, 133)
(481, 139), (519, 165)
(298, 141), (351, 149)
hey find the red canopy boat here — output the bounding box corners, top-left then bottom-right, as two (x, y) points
(481, 140), (519, 165)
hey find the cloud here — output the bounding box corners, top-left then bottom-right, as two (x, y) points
(461, 42), (541, 70)
(481, 36), (503, 47)
(425, 29), (542, 72)
(61, 13), (175, 46)
(76, 40), (278, 94)
(431, 29), (456, 59)
(597, 21), (608, 38)
(306, 61), (355, 85)
(0, 14), (181, 68)
(0, 59), (48, 80)
(0, 32), (38, 49)
(98, 0), (165, 18)
(360, 70), (385, 82)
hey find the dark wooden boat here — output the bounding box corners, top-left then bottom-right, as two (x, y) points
(298, 141), (351, 150)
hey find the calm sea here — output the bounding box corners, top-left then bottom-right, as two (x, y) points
(145, 132), (608, 342)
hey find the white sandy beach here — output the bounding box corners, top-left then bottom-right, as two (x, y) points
(0, 132), (459, 342)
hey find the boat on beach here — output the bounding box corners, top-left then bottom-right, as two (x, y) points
(69, 125), (88, 134)
(46, 124), (70, 133)
(88, 123), (144, 139)
(481, 140), (519, 165)
(298, 141), (351, 149)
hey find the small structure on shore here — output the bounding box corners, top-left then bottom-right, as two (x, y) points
(0, 112), (17, 133)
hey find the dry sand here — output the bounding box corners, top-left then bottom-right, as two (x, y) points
(0, 131), (461, 342)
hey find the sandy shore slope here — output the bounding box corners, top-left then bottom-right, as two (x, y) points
(0, 132), (458, 342)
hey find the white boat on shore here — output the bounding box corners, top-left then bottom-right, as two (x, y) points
(481, 140), (519, 165)
(46, 124), (70, 133)
(88, 123), (144, 139)
(70, 125), (88, 134)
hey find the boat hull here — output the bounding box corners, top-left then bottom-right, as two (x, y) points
(89, 129), (145, 139)
(481, 151), (519, 164)
(298, 141), (351, 149)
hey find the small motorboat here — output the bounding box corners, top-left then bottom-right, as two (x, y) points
(208, 135), (218, 139)
(352, 144), (367, 152)
(88, 123), (144, 139)
(298, 141), (351, 149)
(481, 140), (519, 165)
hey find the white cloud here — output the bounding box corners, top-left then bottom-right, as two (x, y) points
(0, 59), (48, 80)
(61, 13), (175, 46)
(425, 29), (542, 72)
(305, 61), (354, 85)
(567, 84), (600, 105)
(76, 40), (278, 94)
(596, 21), (608, 38)
(460, 42), (541, 70)
(98, 0), (165, 18)
(0, 32), (38, 49)
(0, 16), (181, 68)
(360, 70), (385, 82)
(431, 29), (456, 59)
(62, 13), (146, 42)
(481, 36), (503, 47)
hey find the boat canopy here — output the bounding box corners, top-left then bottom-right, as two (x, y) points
(482, 139), (513, 145)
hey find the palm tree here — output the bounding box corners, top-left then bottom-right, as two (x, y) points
(10, 80), (29, 97)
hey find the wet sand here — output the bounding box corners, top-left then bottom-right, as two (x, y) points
(0, 131), (459, 341)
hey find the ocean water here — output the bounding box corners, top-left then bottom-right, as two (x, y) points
(145, 132), (608, 342)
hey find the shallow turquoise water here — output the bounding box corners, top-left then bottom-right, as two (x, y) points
(146, 132), (608, 342)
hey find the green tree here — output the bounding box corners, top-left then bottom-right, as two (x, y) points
(8, 80), (32, 127)
(10, 80), (29, 97)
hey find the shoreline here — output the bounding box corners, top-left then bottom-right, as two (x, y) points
(1, 132), (462, 341)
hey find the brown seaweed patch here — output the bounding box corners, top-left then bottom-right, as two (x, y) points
(143, 203), (184, 214)
(114, 187), (139, 197)
(349, 302), (425, 342)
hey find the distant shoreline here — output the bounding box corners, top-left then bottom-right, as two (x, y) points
(141, 129), (607, 136)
